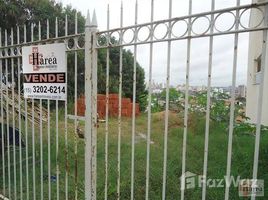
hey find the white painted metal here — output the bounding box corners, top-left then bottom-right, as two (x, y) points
(0, 1), (268, 200)
(38, 20), (44, 200)
(117, 3), (123, 199)
(0, 27), (5, 197)
(145, 0), (154, 199)
(162, 0), (172, 199)
(10, 27), (17, 200)
(224, 1), (240, 200)
(130, 1), (138, 199)
(96, 2), (268, 49)
(181, 0), (192, 199)
(84, 10), (92, 200)
(46, 18), (52, 200)
(64, 14), (69, 200)
(201, 0), (215, 199)
(104, 5), (110, 200)
(4, 29), (11, 199)
(23, 23), (30, 200)
(74, 12), (79, 200)
(30, 22), (37, 200)
(55, 17), (60, 200)
(91, 10), (98, 200)
(17, 24), (23, 199)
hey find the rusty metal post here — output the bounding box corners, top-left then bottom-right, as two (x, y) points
(85, 10), (98, 200)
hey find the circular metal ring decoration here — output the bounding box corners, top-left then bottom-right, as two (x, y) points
(7, 48), (12, 57)
(73, 37), (79, 49)
(191, 15), (211, 36)
(153, 22), (169, 40)
(5, 49), (8, 57)
(64, 39), (69, 50)
(97, 33), (109, 47)
(239, 7), (264, 29)
(123, 28), (135, 44)
(18, 47), (22, 55)
(77, 36), (85, 49)
(137, 25), (151, 42)
(214, 11), (236, 33)
(0, 49), (4, 57)
(171, 19), (188, 38)
(13, 47), (18, 56)
(109, 31), (121, 46)
(67, 38), (75, 50)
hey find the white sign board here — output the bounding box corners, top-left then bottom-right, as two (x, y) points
(22, 43), (67, 100)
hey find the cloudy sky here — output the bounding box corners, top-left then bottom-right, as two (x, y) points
(58, 0), (253, 87)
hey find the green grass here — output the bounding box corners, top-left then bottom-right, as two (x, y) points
(1, 110), (268, 199)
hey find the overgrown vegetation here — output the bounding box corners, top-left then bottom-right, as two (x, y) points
(1, 109), (268, 199)
(151, 89), (268, 135)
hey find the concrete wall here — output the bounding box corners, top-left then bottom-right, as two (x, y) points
(246, 2), (268, 125)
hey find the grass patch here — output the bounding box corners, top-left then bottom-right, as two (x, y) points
(0, 110), (268, 199)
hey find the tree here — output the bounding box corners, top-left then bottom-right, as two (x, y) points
(0, 0), (147, 108)
(160, 88), (183, 103)
(98, 46), (147, 106)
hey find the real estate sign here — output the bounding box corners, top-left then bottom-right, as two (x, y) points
(22, 43), (67, 100)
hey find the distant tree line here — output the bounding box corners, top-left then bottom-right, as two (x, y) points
(0, 0), (147, 110)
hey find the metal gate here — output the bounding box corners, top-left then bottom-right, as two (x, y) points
(1, 0), (268, 199)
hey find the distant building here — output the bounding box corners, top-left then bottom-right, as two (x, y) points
(237, 85), (246, 98)
(151, 80), (164, 94)
(246, 0), (268, 125)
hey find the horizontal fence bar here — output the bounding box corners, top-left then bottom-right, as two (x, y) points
(0, 33), (83, 50)
(96, 27), (268, 49)
(97, 1), (268, 35)
(0, 27), (267, 56)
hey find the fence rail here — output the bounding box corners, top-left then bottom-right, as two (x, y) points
(0, 0), (268, 200)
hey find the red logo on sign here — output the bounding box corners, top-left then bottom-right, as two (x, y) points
(29, 47), (43, 71)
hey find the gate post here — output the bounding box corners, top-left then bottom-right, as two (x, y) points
(84, 10), (98, 200)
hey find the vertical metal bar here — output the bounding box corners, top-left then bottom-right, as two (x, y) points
(104, 5), (110, 200)
(5, 29), (11, 199)
(30, 22), (36, 200)
(91, 10), (98, 199)
(181, 0), (192, 199)
(130, 1), (138, 199)
(47, 19), (51, 200)
(251, 4), (268, 200)
(162, 0), (172, 199)
(224, 1), (240, 200)
(64, 14), (69, 200)
(17, 25), (23, 200)
(145, 0), (154, 199)
(11, 27), (17, 200)
(23, 24), (30, 200)
(117, 3), (123, 199)
(74, 12), (78, 200)
(54, 17), (60, 200)
(85, 10), (92, 200)
(37, 20), (44, 200)
(0, 27), (6, 197)
(47, 100), (51, 200)
(201, 1), (215, 199)
(56, 101), (59, 200)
